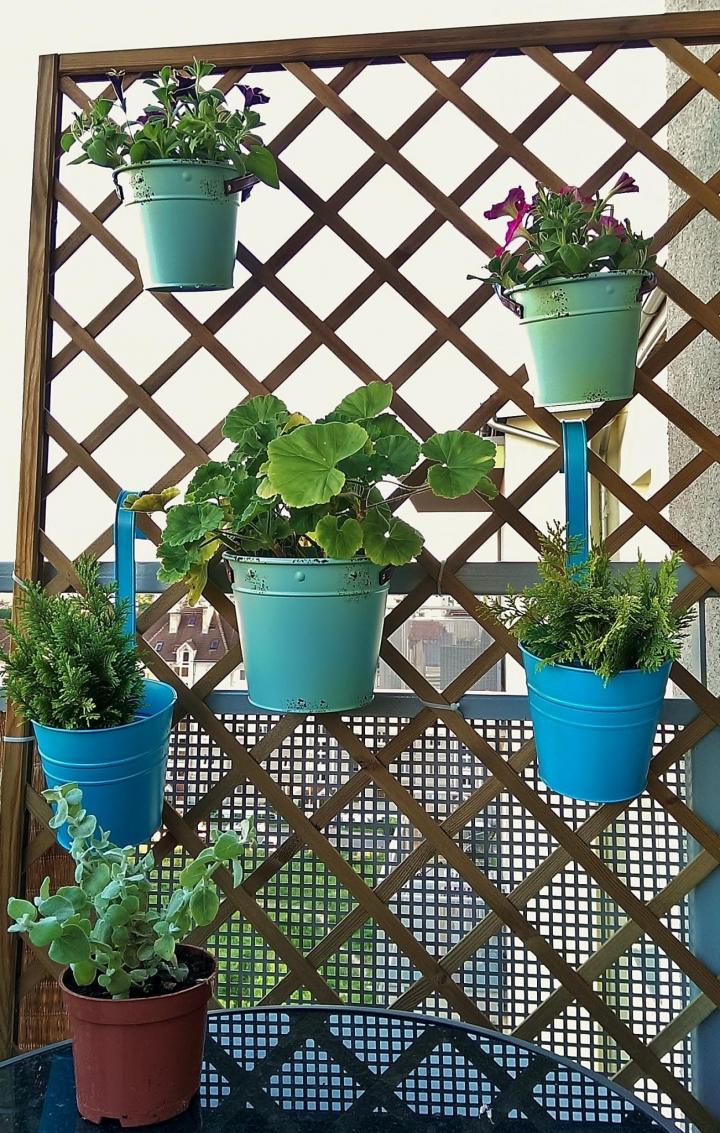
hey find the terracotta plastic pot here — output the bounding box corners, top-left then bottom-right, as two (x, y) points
(60, 945), (215, 1127)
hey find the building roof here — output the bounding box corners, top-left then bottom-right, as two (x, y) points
(146, 605), (238, 662)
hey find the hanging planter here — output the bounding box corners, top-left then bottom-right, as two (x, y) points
(125, 382), (498, 714)
(521, 648), (670, 803)
(479, 422), (691, 805)
(500, 269), (654, 407)
(475, 175), (656, 407)
(1, 499), (176, 847)
(7, 785), (254, 1127)
(113, 161), (256, 291)
(33, 677), (175, 849)
(61, 61), (279, 292)
(226, 556), (391, 713)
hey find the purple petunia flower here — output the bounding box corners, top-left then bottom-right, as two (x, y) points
(238, 84), (270, 109)
(561, 185), (595, 212)
(484, 186), (527, 221)
(610, 171), (639, 196)
(591, 213), (627, 238)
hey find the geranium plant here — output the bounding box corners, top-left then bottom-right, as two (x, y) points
(480, 175), (654, 290)
(480, 523), (692, 682)
(61, 59), (279, 189)
(7, 784), (254, 999)
(126, 383), (497, 601)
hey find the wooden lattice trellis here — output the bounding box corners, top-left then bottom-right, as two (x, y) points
(3, 11), (720, 1130)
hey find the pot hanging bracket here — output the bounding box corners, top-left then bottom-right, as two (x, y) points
(114, 491), (149, 639)
(561, 420), (589, 567)
(224, 173), (259, 197)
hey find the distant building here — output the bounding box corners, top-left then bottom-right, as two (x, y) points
(146, 602), (242, 688)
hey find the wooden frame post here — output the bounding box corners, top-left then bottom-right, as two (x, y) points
(0, 53), (59, 1058)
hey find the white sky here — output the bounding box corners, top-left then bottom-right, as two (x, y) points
(1, 0), (666, 562)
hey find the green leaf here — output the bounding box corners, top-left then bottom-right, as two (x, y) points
(213, 831), (244, 861)
(163, 502), (224, 546)
(56, 886), (91, 912)
(60, 132), (76, 153)
(104, 904), (131, 927)
(49, 797), (69, 830)
(125, 487), (180, 512)
(7, 899), (37, 922)
(166, 890), (188, 918)
(86, 137), (110, 166)
(82, 864), (112, 898)
(558, 243), (592, 275)
(361, 510), (424, 566)
(222, 395), (288, 442)
(311, 516), (363, 560)
(265, 422), (368, 506)
(232, 858), (244, 887)
(587, 234), (622, 259)
(189, 885), (220, 926)
(37, 895), (75, 922)
(99, 968), (132, 996)
(244, 145), (280, 189)
(49, 925), (91, 965)
(180, 860), (207, 888)
(330, 382), (393, 422)
(186, 462), (232, 502)
(71, 961), (97, 987)
(28, 917), (63, 948)
(421, 431), (497, 499)
(154, 934), (176, 961)
(157, 541), (198, 585)
(70, 814), (97, 840)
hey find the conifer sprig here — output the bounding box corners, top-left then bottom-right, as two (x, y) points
(1, 556), (144, 729)
(481, 523), (693, 683)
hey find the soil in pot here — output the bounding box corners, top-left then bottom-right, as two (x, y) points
(61, 944), (215, 1128)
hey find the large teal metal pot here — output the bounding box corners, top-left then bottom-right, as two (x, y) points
(503, 270), (653, 408)
(113, 160), (250, 292)
(522, 647), (670, 803)
(33, 678), (177, 849)
(226, 557), (391, 713)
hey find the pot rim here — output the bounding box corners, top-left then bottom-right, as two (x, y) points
(59, 944), (216, 1006)
(114, 158), (238, 177)
(506, 267), (652, 296)
(31, 676), (176, 737)
(223, 553), (374, 567)
(520, 644), (672, 679)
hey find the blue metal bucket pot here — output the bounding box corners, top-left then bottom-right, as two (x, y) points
(521, 647), (670, 803)
(33, 678), (176, 848)
(226, 556), (390, 713)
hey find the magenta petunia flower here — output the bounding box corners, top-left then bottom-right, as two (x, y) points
(592, 213), (627, 238)
(484, 187), (527, 221)
(561, 185), (595, 212)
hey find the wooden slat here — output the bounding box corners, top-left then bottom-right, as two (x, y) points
(57, 12), (720, 74)
(0, 54), (59, 1060)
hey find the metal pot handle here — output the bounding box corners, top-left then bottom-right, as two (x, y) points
(495, 283), (524, 319)
(114, 490), (149, 639)
(112, 168), (124, 203)
(224, 173), (259, 197)
(637, 271), (657, 301)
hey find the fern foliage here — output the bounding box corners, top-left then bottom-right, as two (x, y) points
(482, 523), (693, 683)
(1, 556), (144, 729)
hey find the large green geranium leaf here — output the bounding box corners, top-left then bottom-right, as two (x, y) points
(186, 461), (232, 502)
(163, 502), (224, 546)
(222, 395), (289, 442)
(361, 509), (424, 566)
(328, 382), (393, 422)
(265, 422), (368, 506)
(421, 431), (497, 499)
(157, 542), (197, 584)
(311, 516), (363, 559)
(339, 415), (421, 480)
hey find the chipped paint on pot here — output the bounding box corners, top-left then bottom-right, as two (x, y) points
(225, 556), (391, 713)
(506, 270), (651, 408)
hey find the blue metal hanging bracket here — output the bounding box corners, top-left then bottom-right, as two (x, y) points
(560, 420), (590, 567)
(113, 491), (149, 639)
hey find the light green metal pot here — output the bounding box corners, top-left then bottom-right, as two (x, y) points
(503, 270), (654, 408)
(113, 160), (253, 292)
(226, 556), (391, 713)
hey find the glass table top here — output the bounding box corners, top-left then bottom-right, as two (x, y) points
(0, 1006), (679, 1131)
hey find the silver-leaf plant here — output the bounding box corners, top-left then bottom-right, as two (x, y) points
(7, 784), (254, 999)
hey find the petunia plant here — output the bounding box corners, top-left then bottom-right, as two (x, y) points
(478, 174), (654, 290)
(126, 384), (497, 601)
(61, 59), (279, 189)
(7, 784), (254, 999)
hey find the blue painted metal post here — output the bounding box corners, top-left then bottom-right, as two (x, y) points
(113, 490), (146, 638)
(561, 419), (589, 565)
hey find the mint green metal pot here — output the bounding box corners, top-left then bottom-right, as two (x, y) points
(503, 270), (654, 408)
(113, 160), (251, 292)
(226, 556), (391, 713)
